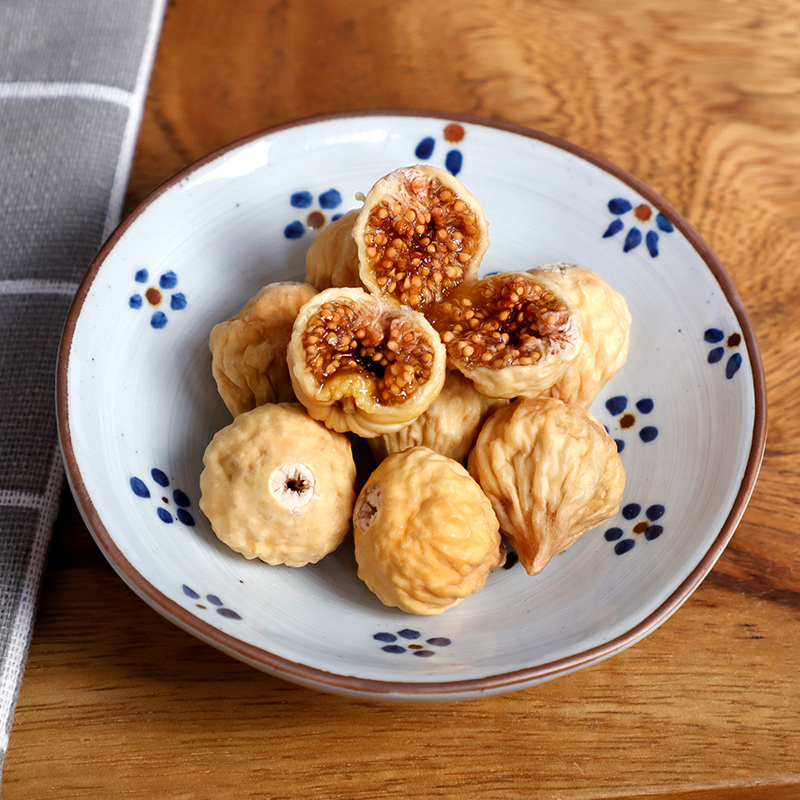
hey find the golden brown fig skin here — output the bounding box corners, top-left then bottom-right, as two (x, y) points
(353, 165), (489, 311)
(533, 263), (632, 407)
(304, 209), (363, 291)
(369, 370), (507, 464)
(287, 287), (447, 438)
(199, 403), (356, 567)
(468, 397), (625, 575)
(353, 446), (503, 615)
(209, 281), (318, 417)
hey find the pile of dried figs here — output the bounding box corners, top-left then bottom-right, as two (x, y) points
(199, 165), (631, 616)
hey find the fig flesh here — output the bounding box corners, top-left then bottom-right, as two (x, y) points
(287, 287), (446, 438)
(353, 165), (489, 311)
(429, 270), (582, 399)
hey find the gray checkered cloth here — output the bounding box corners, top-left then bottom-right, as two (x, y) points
(0, 0), (166, 768)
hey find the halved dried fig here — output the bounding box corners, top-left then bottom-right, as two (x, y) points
(429, 270), (582, 399)
(287, 287), (447, 438)
(533, 263), (632, 407)
(353, 446), (504, 615)
(468, 397), (625, 575)
(369, 370), (507, 464)
(353, 165), (489, 311)
(304, 209), (363, 291)
(209, 281), (318, 417)
(199, 403), (356, 567)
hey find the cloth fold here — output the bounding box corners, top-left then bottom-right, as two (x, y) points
(0, 0), (167, 769)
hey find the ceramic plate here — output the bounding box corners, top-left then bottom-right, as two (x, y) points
(57, 112), (766, 700)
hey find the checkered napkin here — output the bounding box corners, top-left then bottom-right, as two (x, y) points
(0, 0), (167, 767)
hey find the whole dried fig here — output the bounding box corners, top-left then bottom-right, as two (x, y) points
(429, 271), (582, 399)
(287, 287), (447, 438)
(369, 370), (507, 464)
(468, 397), (625, 575)
(353, 446), (504, 615)
(209, 281), (318, 416)
(304, 209), (363, 291)
(199, 403), (356, 567)
(353, 165), (489, 311)
(533, 263), (631, 407)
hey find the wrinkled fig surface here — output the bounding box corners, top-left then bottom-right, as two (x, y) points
(469, 397), (625, 575)
(304, 209), (363, 291)
(287, 287), (446, 438)
(353, 446), (504, 615)
(430, 270), (582, 399)
(369, 370), (507, 464)
(533, 263), (632, 407)
(199, 403), (356, 567)
(210, 281), (318, 416)
(353, 165), (489, 311)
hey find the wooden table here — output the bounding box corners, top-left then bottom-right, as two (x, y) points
(4, 0), (799, 797)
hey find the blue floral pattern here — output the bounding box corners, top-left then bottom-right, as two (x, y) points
(130, 468), (195, 526)
(704, 328), (742, 379)
(603, 198), (674, 257)
(374, 629), (452, 657)
(129, 269), (187, 329)
(182, 585), (242, 620)
(603, 395), (658, 452)
(283, 188), (345, 239)
(414, 122), (466, 175)
(604, 502), (666, 555)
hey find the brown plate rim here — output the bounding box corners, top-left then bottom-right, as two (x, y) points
(56, 109), (768, 697)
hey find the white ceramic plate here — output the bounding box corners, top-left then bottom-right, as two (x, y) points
(57, 112), (766, 700)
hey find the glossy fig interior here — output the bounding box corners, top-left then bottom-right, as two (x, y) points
(429, 273), (575, 370)
(301, 295), (436, 404)
(357, 167), (487, 310)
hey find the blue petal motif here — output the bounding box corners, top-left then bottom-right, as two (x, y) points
(290, 191), (313, 209)
(708, 347), (724, 364)
(636, 398), (654, 414)
(615, 540), (635, 555)
(622, 504), (641, 520)
(704, 328), (725, 343)
(159, 271), (178, 290)
(150, 311), (168, 329)
(645, 230), (659, 257)
(171, 293), (187, 310)
(135, 269), (149, 283)
(129, 294), (143, 309)
(726, 353), (742, 379)
(646, 504), (665, 521)
(415, 137), (435, 159)
(623, 227), (642, 252)
(284, 221), (305, 239)
(445, 149), (463, 176)
(382, 645), (406, 655)
(608, 198), (633, 215)
(157, 507), (174, 523)
(176, 508), (195, 526)
(151, 468), (169, 487)
(656, 213), (674, 232)
(374, 632), (397, 643)
(639, 426), (659, 443)
(130, 477), (150, 498)
(319, 189), (343, 209)
(606, 396), (628, 416)
(182, 585), (200, 599)
(605, 527), (624, 541)
(603, 218), (624, 238)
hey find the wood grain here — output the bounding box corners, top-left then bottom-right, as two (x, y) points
(5, 0), (800, 796)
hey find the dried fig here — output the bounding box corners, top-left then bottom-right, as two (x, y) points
(304, 209), (363, 291)
(533, 263), (632, 407)
(429, 271), (582, 399)
(353, 165), (489, 311)
(199, 403), (356, 567)
(353, 447), (503, 615)
(209, 281), (318, 416)
(369, 370), (507, 464)
(468, 397), (625, 575)
(287, 287), (447, 438)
